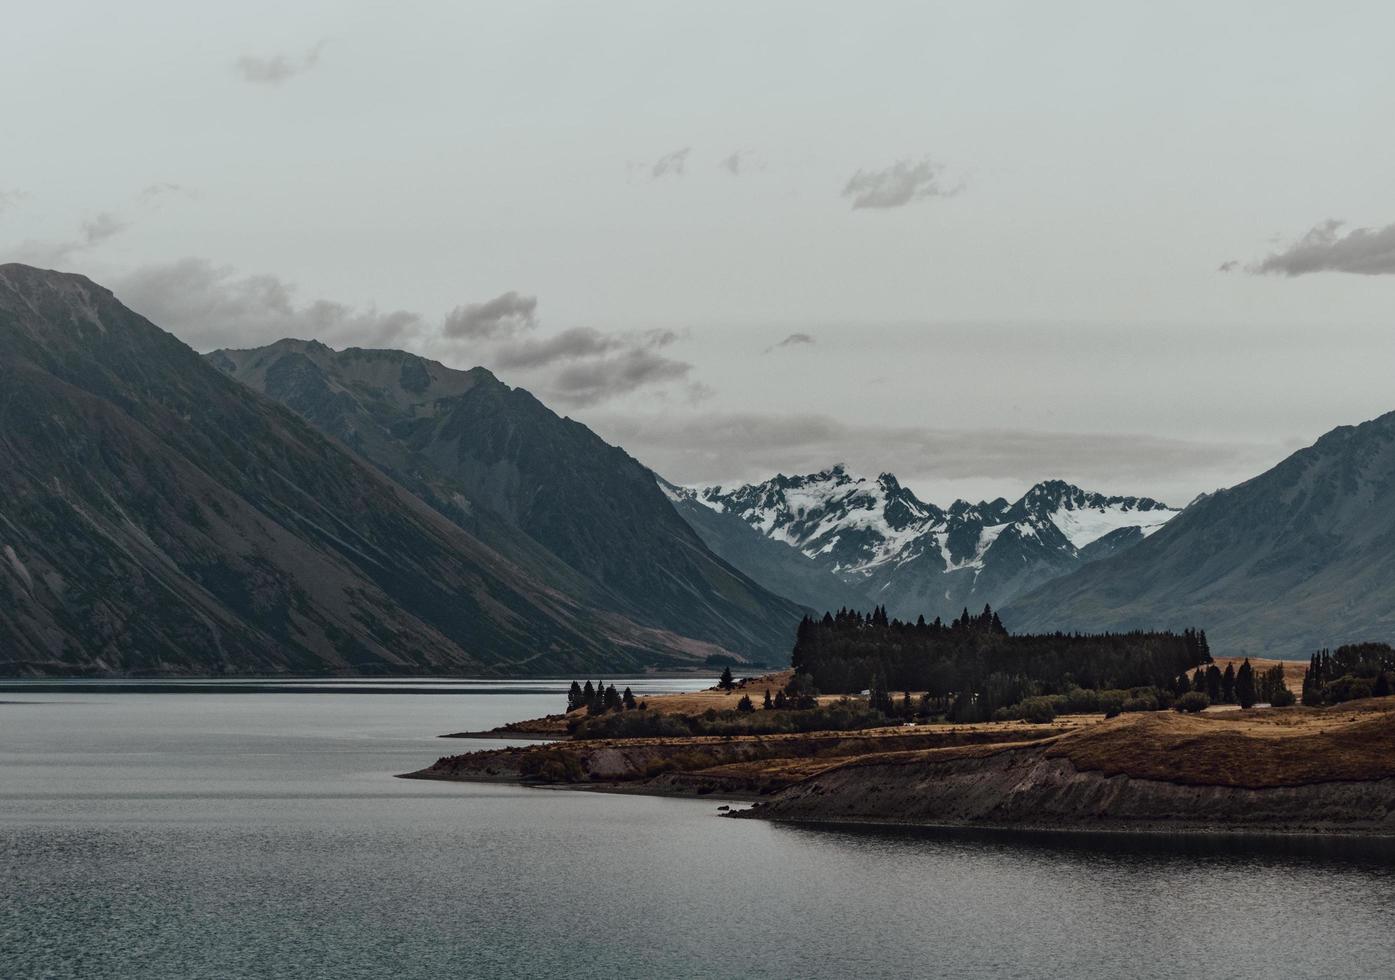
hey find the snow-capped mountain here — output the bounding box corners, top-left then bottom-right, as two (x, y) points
(682, 466), (1178, 623)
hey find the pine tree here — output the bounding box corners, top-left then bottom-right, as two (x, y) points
(1221, 663), (1236, 703)
(718, 666), (735, 691)
(1236, 659), (1256, 709)
(1206, 665), (1222, 702)
(582, 680), (596, 711)
(622, 686), (637, 710)
(736, 694), (755, 713)
(1375, 672), (1391, 698)
(762, 689), (774, 710)
(567, 681), (583, 712)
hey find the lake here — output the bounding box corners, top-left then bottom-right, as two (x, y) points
(3, 680), (1394, 979)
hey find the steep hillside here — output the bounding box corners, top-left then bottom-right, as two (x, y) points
(1005, 412), (1395, 656)
(0, 264), (718, 676)
(657, 478), (870, 614)
(209, 340), (805, 663)
(693, 466), (1176, 620)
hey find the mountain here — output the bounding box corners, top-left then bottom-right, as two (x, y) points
(0, 264), (768, 676)
(207, 339), (804, 664)
(657, 477), (872, 614)
(688, 466), (1177, 621)
(1005, 412), (1395, 656)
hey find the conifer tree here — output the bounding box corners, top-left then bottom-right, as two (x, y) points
(719, 666), (735, 691)
(622, 686), (637, 710)
(567, 680), (583, 712)
(736, 694), (755, 713)
(1236, 659), (1256, 709)
(1205, 665), (1222, 702)
(1221, 663), (1236, 703)
(762, 689), (774, 710)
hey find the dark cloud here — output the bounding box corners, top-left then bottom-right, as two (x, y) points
(234, 41), (326, 86)
(1217, 260), (1239, 273)
(650, 147), (691, 179)
(111, 258), (698, 405)
(492, 326), (625, 369)
(1253, 219), (1395, 276)
(14, 211), (129, 267)
(547, 347), (696, 407)
(765, 332), (814, 353)
(442, 291), (538, 340)
(842, 157), (959, 210)
(113, 258), (421, 351)
(589, 411), (1276, 504)
(719, 150), (761, 176)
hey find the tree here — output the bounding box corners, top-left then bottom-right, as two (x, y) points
(718, 666), (735, 691)
(622, 686), (637, 710)
(1236, 659), (1256, 709)
(736, 694), (755, 713)
(1206, 665), (1223, 703)
(1376, 672), (1392, 698)
(1175, 691), (1210, 713)
(762, 689), (774, 710)
(567, 681), (583, 712)
(1221, 664), (1236, 703)
(603, 683), (621, 712)
(773, 690), (789, 710)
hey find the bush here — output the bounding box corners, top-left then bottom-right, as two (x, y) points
(1269, 687), (1296, 707)
(1097, 692), (1126, 717)
(736, 695), (755, 713)
(1019, 697), (1057, 724)
(1174, 691), (1210, 713)
(1121, 694), (1158, 713)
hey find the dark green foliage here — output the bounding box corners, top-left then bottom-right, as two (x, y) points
(1206, 665), (1223, 703)
(567, 680), (584, 712)
(622, 686), (637, 710)
(1019, 697), (1056, 724)
(718, 666), (735, 691)
(1221, 664), (1236, 703)
(790, 606), (1209, 719)
(1300, 643), (1395, 705)
(1235, 659), (1256, 709)
(736, 694), (755, 713)
(1175, 691), (1210, 713)
(762, 689), (774, 710)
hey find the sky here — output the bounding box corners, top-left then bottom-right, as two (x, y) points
(3, 1), (1394, 506)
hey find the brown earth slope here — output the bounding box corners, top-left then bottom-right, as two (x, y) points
(740, 699), (1395, 835)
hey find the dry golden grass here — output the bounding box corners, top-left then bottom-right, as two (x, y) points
(1043, 697), (1395, 788)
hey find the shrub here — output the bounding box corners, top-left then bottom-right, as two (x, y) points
(1174, 691), (1210, 713)
(1269, 687), (1296, 707)
(736, 695), (755, 713)
(1019, 697), (1057, 724)
(1121, 694), (1158, 713)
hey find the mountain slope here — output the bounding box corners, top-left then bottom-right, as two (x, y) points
(1005, 412), (1395, 655)
(692, 466), (1177, 620)
(208, 340), (805, 662)
(0, 265), (720, 676)
(657, 477), (871, 614)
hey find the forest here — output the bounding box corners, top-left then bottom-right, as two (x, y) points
(1301, 643), (1395, 705)
(790, 605), (1212, 720)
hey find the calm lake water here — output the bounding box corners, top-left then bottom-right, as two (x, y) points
(3, 679), (1395, 980)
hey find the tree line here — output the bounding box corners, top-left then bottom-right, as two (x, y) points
(1301, 643), (1395, 705)
(790, 604), (1212, 720)
(566, 680), (642, 715)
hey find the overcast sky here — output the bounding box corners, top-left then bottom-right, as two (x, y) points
(4, 1), (1394, 505)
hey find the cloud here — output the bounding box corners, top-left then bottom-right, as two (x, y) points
(0, 188), (26, 215)
(442, 291), (538, 340)
(650, 147), (691, 179)
(1217, 260), (1239, 273)
(13, 211), (130, 267)
(719, 150), (762, 176)
(765, 332), (814, 353)
(547, 346), (697, 407)
(234, 41), (326, 86)
(112, 258), (421, 351)
(1253, 219), (1395, 276)
(138, 182), (195, 205)
(587, 411), (1276, 505)
(491, 326), (625, 369)
(842, 157), (959, 210)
